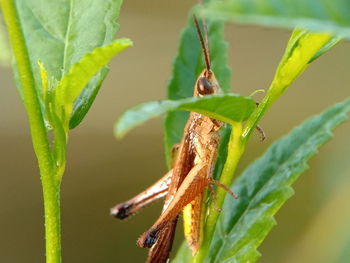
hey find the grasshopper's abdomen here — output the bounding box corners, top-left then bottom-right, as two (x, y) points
(183, 194), (204, 253)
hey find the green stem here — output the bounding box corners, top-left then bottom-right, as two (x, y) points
(0, 1), (62, 262)
(242, 88), (276, 142)
(193, 122), (245, 263)
(42, 174), (62, 263)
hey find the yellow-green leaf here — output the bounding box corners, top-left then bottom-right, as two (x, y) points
(55, 38), (132, 121)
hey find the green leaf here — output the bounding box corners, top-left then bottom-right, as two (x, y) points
(115, 94), (255, 139)
(205, 98), (350, 262)
(202, 0), (350, 39)
(309, 36), (341, 63)
(279, 29), (333, 67)
(55, 38), (132, 125)
(164, 3), (231, 166)
(15, 0), (123, 127)
(271, 31), (332, 97)
(285, 29), (341, 66)
(69, 67), (109, 128)
(242, 29), (336, 140)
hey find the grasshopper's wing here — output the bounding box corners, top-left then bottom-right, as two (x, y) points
(111, 170), (172, 219)
(147, 217), (178, 263)
(138, 163), (209, 248)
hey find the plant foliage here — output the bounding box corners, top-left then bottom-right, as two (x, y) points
(115, 94), (255, 138)
(242, 29), (337, 141)
(0, 1), (131, 262)
(14, 0), (124, 128)
(202, 0), (350, 39)
(186, 24), (342, 263)
(55, 39), (132, 128)
(174, 99), (350, 262)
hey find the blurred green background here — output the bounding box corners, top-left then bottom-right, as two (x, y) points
(1, 1), (350, 262)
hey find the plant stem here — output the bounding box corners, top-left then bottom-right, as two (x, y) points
(42, 174), (62, 263)
(0, 0), (53, 168)
(0, 1), (62, 262)
(193, 122), (245, 263)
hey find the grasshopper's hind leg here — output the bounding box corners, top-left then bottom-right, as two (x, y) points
(147, 217), (178, 263)
(137, 166), (240, 248)
(110, 170), (173, 219)
(111, 143), (180, 219)
(138, 164), (209, 248)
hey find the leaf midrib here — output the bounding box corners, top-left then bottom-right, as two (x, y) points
(62, 0), (73, 76)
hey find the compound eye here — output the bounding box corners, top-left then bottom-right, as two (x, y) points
(197, 77), (214, 95)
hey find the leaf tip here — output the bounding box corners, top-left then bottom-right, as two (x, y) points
(116, 37), (133, 48)
(114, 121), (126, 140)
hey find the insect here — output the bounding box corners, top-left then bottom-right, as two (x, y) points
(111, 15), (239, 262)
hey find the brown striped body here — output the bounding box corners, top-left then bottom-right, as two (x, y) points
(137, 69), (222, 256)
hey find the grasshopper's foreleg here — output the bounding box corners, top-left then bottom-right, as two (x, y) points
(254, 101), (266, 141)
(255, 124), (266, 141)
(110, 170), (172, 219)
(171, 143), (180, 167)
(209, 179), (238, 199)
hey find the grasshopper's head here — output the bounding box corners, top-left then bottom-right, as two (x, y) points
(193, 15), (221, 97)
(195, 69), (220, 97)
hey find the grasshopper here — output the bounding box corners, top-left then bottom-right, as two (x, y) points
(111, 15), (239, 262)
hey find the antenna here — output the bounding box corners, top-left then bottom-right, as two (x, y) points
(193, 14), (211, 71)
(202, 18), (210, 63)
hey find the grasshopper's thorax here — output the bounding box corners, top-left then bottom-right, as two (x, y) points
(189, 114), (220, 166)
(190, 69), (222, 166)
